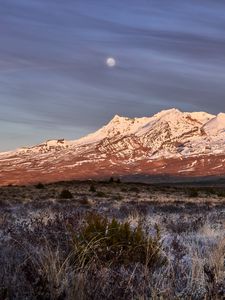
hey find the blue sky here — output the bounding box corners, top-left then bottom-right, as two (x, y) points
(1, 0), (225, 151)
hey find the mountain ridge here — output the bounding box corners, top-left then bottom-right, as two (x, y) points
(1, 108), (225, 185)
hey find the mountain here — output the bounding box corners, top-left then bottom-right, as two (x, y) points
(1, 108), (225, 186)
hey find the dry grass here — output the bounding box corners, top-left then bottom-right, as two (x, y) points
(0, 181), (224, 299)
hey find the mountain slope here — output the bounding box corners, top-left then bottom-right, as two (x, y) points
(1, 108), (225, 186)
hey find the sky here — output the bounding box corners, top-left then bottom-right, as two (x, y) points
(1, 0), (225, 151)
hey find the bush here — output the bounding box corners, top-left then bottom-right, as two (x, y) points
(204, 187), (217, 196)
(216, 190), (225, 197)
(113, 193), (123, 201)
(167, 217), (205, 234)
(129, 186), (139, 193)
(35, 183), (45, 189)
(59, 189), (73, 199)
(70, 213), (165, 268)
(109, 177), (114, 183)
(96, 191), (106, 198)
(79, 197), (90, 206)
(89, 185), (96, 193)
(187, 189), (199, 198)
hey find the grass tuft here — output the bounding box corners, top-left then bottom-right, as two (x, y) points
(70, 213), (166, 268)
(59, 189), (73, 199)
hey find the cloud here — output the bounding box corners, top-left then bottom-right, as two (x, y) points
(0, 0), (225, 150)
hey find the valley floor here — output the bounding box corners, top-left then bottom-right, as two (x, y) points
(0, 180), (224, 299)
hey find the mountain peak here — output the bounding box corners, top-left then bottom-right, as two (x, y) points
(159, 108), (181, 114)
(112, 114), (123, 120)
(153, 108), (181, 119)
(110, 109), (181, 125)
(204, 112), (225, 135)
(110, 114), (131, 123)
(217, 112), (225, 120)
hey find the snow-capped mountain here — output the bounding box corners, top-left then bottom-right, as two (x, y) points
(1, 108), (225, 185)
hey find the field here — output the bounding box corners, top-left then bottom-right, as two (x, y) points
(0, 180), (224, 299)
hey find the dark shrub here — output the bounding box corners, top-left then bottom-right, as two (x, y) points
(185, 202), (198, 209)
(0, 199), (7, 207)
(70, 213), (165, 268)
(216, 190), (225, 197)
(89, 185), (96, 193)
(187, 189), (199, 198)
(79, 197), (90, 206)
(35, 183), (45, 189)
(113, 193), (123, 201)
(204, 187), (217, 196)
(96, 191), (106, 198)
(59, 189), (73, 199)
(167, 216), (205, 234)
(109, 177), (114, 183)
(129, 186), (139, 193)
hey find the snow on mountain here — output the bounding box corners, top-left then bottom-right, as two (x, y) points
(1, 108), (225, 185)
(0, 108), (223, 159)
(203, 113), (225, 135)
(189, 111), (214, 124)
(73, 114), (152, 147)
(12, 139), (72, 156)
(72, 108), (215, 150)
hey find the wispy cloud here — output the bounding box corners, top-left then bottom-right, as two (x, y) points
(0, 0), (225, 150)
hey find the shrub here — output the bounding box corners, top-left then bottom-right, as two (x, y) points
(89, 185), (96, 193)
(59, 189), (73, 199)
(0, 199), (7, 207)
(96, 191), (106, 198)
(108, 177), (114, 183)
(79, 197), (90, 206)
(216, 190), (225, 197)
(187, 189), (199, 198)
(113, 193), (123, 201)
(35, 183), (45, 189)
(204, 187), (217, 196)
(129, 186), (139, 193)
(70, 213), (165, 268)
(167, 217), (205, 234)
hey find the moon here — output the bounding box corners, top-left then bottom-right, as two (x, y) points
(106, 57), (116, 67)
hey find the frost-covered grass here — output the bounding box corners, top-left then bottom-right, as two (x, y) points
(0, 181), (224, 299)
